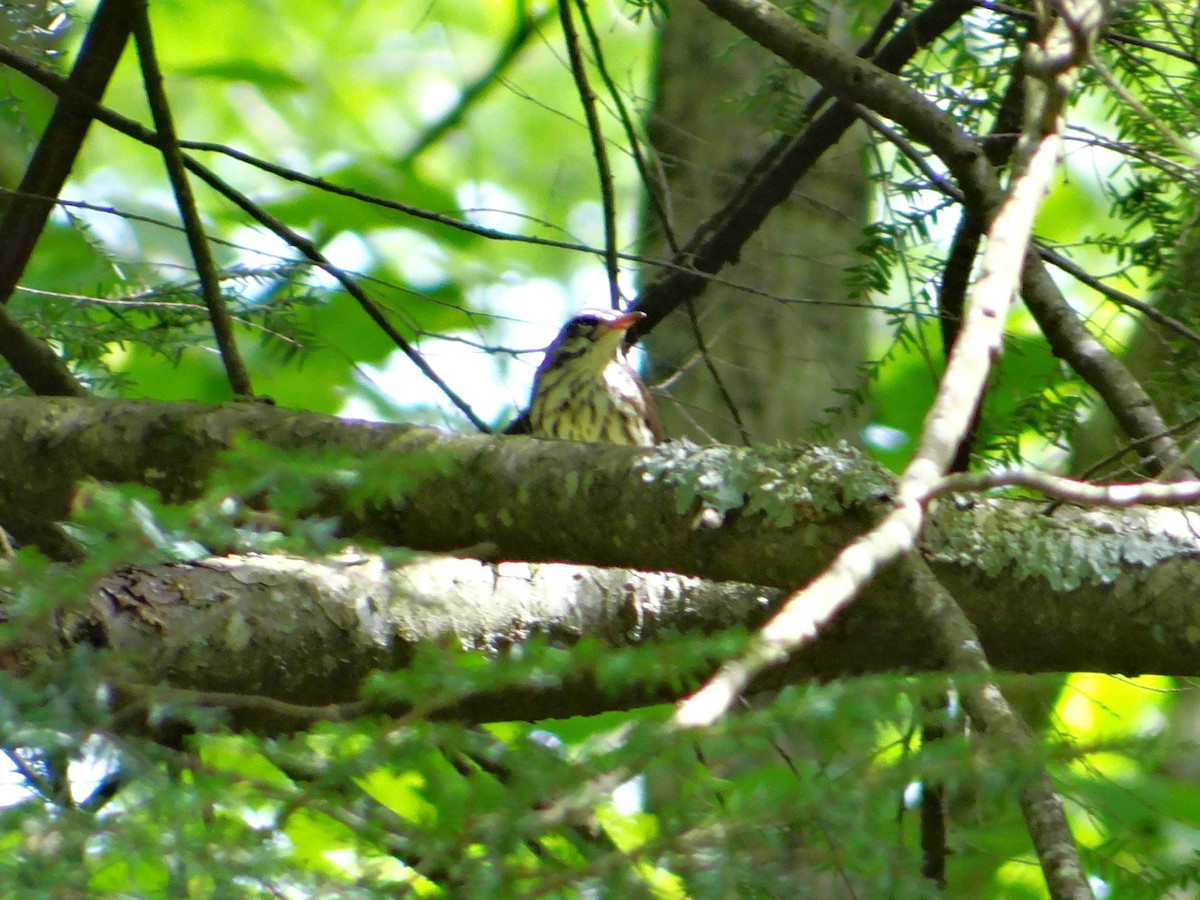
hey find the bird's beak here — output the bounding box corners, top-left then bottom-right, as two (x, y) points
(601, 311), (645, 333)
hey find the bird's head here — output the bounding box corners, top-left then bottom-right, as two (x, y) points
(540, 309), (644, 376)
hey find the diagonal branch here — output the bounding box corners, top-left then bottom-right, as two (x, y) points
(131, 2), (253, 398)
(1036, 243), (1200, 348)
(559, 0), (621, 310)
(0, 39), (488, 428)
(689, 0), (1179, 475)
(677, 3), (1108, 895)
(673, 0), (1080, 727)
(903, 556), (1091, 900)
(630, 0), (976, 337)
(0, 0), (139, 396)
(0, 0), (134, 308)
(182, 165), (491, 431)
(1021, 259), (1179, 473)
(0, 306), (87, 397)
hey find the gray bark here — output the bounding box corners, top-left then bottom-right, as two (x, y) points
(0, 397), (1197, 738)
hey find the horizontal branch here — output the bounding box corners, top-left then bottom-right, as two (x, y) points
(46, 555), (776, 732)
(0, 397), (1194, 724)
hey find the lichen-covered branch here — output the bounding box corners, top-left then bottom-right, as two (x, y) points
(677, 0), (1078, 728)
(0, 398), (1197, 694)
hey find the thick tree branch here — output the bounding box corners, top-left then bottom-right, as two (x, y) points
(0, 307), (87, 397)
(10, 525), (1197, 739)
(1021, 258), (1180, 473)
(0, 0), (137, 397)
(0, 398), (1198, 690)
(0, 0), (134, 308)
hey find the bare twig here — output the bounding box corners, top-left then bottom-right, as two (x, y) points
(559, 0), (621, 310)
(855, 105), (966, 203)
(938, 467), (1200, 506)
(114, 681), (371, 726)
(399, 3), (555, 165)
(183, 165), (492, 432)
(1067, 414), (1200, 493)
(572, 0), (678, 255)
(683, 300), (751, 445)
(131, 2), (253, 398)
(1037, 243), (1200, 348)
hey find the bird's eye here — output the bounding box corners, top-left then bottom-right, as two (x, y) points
(565, 316), (600, 340)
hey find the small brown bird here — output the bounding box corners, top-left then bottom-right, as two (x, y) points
(529, 309), (664, 446)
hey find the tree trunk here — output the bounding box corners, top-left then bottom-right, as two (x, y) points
(640, 6), (869, 445)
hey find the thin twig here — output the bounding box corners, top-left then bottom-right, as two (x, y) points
(683, 300), (751, 445)
(1063, 124), (1200, 186)
(937, 467), (1200, 506)
(559, 0), (621, 310)
(184, 165), (492, 432)
(114, 681), (372, 726)
(1067, 412), (1200, 490)
(572, 0), (678, 254)
(399, 3), (555, 165)
(853, 106), (966, 203)
(1036, 243), (1200, 347)
(131, 2), (253, 398)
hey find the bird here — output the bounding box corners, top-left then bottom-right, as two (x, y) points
(528, 309), (664, 447)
